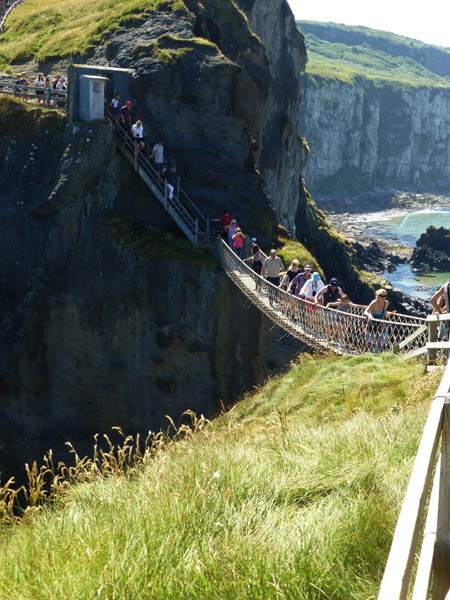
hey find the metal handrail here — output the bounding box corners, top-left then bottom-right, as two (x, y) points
(110, 112), (211, 246)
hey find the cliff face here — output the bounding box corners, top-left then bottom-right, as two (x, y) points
(301, 76), (450, 198)
(298, 21), (450, 201)
(0, 98), (303, 477)
(237, 0), (308, 232)
(89, 0), (307, 236)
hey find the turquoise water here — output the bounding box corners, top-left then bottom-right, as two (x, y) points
(364, 206), (450, 299)
(364, 207), (450, 246)
(381, 264), (450, 300)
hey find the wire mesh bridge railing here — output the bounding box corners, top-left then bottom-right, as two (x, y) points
(216, 238), (428, 356)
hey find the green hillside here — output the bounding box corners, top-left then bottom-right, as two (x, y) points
(0, 354), (440, 599)
(298, 20), (450, 89)
(0, 0), (186, 69)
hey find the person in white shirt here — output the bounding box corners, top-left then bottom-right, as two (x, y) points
(131, 120), (145, 152)
(34, 72), (45, 105)
(300, 272), (324, 329)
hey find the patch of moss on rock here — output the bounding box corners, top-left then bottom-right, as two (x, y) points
(277, 237), (324, 279)
(0, 96), (66, 138)
(105, 212), (219, 270)
(133, 34), (220, 64)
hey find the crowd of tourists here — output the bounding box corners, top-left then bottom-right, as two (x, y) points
(11, 72), (67, 105)
(216, 209), (405, 352)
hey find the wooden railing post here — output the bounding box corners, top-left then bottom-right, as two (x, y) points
(428, 316), (438, 363)
(195, 218), (198, 243)
(164, 181), (168, 210)
(434, 396), (450, 600)
(206, 217), (210, 237)
(45, 87), (50, 108)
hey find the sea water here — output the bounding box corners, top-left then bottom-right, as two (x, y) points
(366, 206), (450, 299)
(370, 206), (450, 299)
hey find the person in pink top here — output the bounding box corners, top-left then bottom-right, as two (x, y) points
(232, 228), (245, 259)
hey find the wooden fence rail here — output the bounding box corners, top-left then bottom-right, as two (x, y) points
(378, 357), (450, 600)
(0, 79), (67, 108)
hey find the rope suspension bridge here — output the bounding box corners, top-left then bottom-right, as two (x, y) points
(108, 114), (434, 359)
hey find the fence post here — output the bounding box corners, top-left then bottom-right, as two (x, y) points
(206, 217), (210, 237)
(428, 316), (438, 363)
(176, 178), (180, 202)
(195, 218), (198, 244)
(164, 181), (168, 210)
(134, 141), (138, 172)
(434, 397), (450, 600)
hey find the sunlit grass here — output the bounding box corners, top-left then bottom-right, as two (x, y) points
(277, 236), (323, 277)
(0, 0), (187, 67)
(0, 354), (440, 599)
(299, 22), (450, 90)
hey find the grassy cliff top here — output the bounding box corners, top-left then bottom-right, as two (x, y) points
(298, 20), (450, 89)
(0, 0), (187, 69)
(0, 353), (440, 598)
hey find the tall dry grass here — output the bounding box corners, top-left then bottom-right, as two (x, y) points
(0, 355), (441, 599)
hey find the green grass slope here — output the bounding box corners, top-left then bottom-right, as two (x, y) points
(0, 0), (187, 69)
(298, 20), (450, 89)
(0, 354), (440, 599)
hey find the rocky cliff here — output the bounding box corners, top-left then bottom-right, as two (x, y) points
(298, 22), (450, 202)
(84, 0), (308, 236)
(0, 0), (310, 479)
(0, 97), (303, 478)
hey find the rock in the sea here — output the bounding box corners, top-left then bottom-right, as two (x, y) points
(410, 246), (450, 270)
(416, 225), (450, 254)
(353, 240), (405, 273)
(410, 225), (450, 270)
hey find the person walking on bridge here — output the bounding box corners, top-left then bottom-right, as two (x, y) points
(430, 279), (450, 340)
(262, 249), (284, 306)
(287, 264), (312, 297)
(232, 228), (245, 259)
(315, 277), (343, 335)
(120, 100), (132, 135)
(364, 289), (396, 353)
(151, 141), (166, 174)
(300, 272), (324, 330)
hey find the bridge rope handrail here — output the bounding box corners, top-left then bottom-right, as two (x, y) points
(216, 237), (427, 356)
